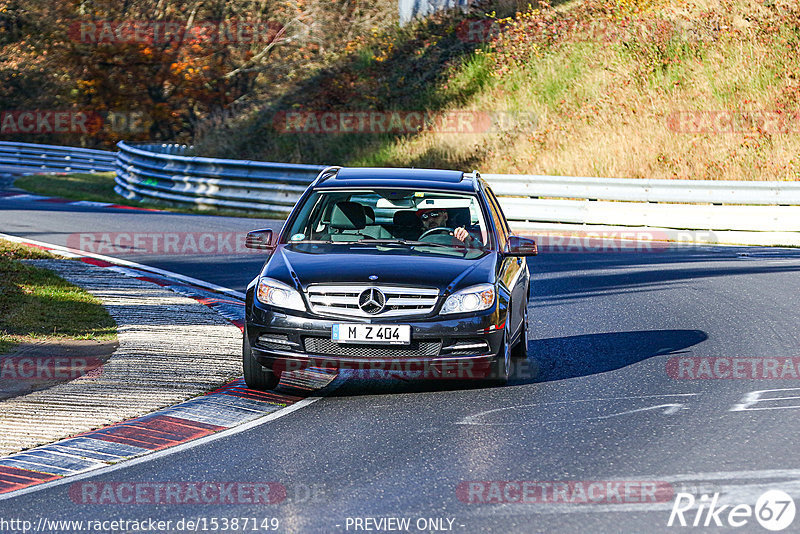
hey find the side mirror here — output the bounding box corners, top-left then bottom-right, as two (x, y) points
(245, 229), (274, 250)
(507, 235), (538, 256)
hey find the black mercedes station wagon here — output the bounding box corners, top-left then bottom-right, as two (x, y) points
(243, 167), (538, 390)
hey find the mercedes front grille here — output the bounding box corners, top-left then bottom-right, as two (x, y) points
(306, 285), (439, 318)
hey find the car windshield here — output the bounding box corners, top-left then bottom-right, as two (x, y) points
(283, 189), (491, 257)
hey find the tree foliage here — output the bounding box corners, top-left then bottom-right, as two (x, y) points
(0, 0), (397, 146)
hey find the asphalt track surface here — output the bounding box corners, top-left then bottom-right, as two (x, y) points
(2, 191), (800, 533)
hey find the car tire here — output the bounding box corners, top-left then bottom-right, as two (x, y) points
(242, 332), (280, 391)
(511, 300), (529, 360)
(487, 322), (511, 386)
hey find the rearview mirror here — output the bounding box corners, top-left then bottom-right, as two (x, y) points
(507, 235), (538, 256)
(245, 229), (274, 250)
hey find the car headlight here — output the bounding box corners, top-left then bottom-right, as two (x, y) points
(441, 284), (495, 315)
(256, 277), (306, 312)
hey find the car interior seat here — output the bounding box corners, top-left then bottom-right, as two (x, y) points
(447, 207), (472, 229)
(392, 210), (422, 240)
(362, 205), (392, 239)
(329, 201), (367, 241)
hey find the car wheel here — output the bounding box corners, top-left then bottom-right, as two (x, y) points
(487, 322), (511, 386)
(242, 331), (280, 391)
(511, 300), (529, 360)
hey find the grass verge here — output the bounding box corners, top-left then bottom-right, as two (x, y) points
(0, 241), (117, 355)
(13, 172), (284, 219)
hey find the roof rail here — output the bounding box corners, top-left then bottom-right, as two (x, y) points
(312, 166), (342, 186)
(467, 169), (481, 192)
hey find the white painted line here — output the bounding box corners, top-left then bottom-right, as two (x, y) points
(20, 449), (103, 465)
(45, 445), (121, 462)
(0, 233), (245, 300)
(0, 374), (344, 501)
(456, 394), (699, 425)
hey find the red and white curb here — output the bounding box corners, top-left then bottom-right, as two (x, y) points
(0, 234), (339, 499)
(0, 375), (335, 498)
(0, 233), (246, 323)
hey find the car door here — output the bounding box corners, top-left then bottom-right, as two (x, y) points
(483, 185), (526, 338)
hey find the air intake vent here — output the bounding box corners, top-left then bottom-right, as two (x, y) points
(304, 337), (441, 358)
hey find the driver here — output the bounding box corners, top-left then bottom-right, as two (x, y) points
(416, 208), (478, 245)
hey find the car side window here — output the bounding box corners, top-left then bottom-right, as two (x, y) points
(483, 187), (508, 250)
(485, 187), (512, 237)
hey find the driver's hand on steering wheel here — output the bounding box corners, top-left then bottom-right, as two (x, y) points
(453, 227), (469, 242)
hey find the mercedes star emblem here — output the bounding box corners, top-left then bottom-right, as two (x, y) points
(358, 288), (386, 314)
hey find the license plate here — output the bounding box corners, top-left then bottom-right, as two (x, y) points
(332, 324), (411, 345)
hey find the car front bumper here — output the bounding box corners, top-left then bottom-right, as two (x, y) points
(246, 303), (506, 380)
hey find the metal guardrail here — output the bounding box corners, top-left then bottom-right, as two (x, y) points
(114, 142), (325, 213)
(115, 141), (799, 231)
(399, 0), (471, 25)
(3, 141), (798, 233)
(0, 141), (115, 173)
(485, 174), (800, 205)
(486, 174), (800, 232)
(499, 197), (799, 232)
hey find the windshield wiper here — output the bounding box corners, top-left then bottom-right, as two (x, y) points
(290, 239), (348, 244)
(290, 239), (449, 247)
(291, 238), (482, 250)
(358, 238), (472, 250)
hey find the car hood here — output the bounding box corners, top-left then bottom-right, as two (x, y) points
(261, 244), (497, 294)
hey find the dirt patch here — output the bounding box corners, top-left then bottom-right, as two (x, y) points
(0, 339), (118, 401)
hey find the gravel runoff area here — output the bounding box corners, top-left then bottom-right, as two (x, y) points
(0, 260), (242, 456)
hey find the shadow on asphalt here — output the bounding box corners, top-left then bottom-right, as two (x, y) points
(325, 329), (708, 397)
(526, 328), (708, 382)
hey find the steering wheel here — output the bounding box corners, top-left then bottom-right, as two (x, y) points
(419, 227), (456, 240)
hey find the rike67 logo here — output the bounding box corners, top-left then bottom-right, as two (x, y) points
(668, 490), (796, 531)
